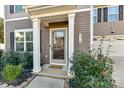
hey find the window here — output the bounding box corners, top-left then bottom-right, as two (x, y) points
(93, 9), (97, 23)
(108, 6), (119, 22)
(103, 7), (108, 22)
(15, 29), (33, 52)
(15, 5), (24, 13)
(97, 8), (102, 22)
(26, 32), (33, 51)
(10, 5), (24, 14)
(15, 32), (24, 51)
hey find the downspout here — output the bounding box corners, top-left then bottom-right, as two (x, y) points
(25, 8), (33, 21)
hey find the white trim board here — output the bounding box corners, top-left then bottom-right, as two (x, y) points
(14, 28), (33, 32)
(5, 17), (29, 22)
(75, 8), (91, 12)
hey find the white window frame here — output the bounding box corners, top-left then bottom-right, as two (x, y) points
(14, 28), (33, 52)
(93, 9), (97, 23)
(108, 6), (119, 22)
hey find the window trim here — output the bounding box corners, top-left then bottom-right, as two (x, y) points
(108, 6), (119, 22)
(14, 28), (33, 52)
(93, 9), (97, 23)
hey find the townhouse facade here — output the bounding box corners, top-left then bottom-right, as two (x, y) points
(5, 5), (124, 76)
(4, 5), (93, 76)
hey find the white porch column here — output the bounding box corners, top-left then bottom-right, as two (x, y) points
(68, 13), (75, 76)
(32, 18), (41, 73)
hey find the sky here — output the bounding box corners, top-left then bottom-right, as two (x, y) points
(0, 5), (4, 19)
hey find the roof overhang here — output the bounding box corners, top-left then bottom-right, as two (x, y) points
(24, 5), (92, 26)
(24, 5), (77, 19)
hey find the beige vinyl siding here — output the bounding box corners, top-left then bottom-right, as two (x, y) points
(40, 25), (50, 64)
(5, 5), (27, 20)
(74, 11), (91, 53)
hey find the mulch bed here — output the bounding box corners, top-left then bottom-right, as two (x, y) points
(0, 69), (33, 86)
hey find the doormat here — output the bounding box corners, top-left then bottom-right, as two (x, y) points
(49, 65), (63, 69)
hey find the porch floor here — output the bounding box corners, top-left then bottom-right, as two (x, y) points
(38, 64), (72, 79)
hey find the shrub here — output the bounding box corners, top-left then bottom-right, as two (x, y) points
(69, 41), (116, 88)
(0, 49), (3, 71)
(0, 51), (19, 67)
(0, 51), (33, 69)
(2, 64), (23, 82)
(0, 49), (3, 58)
(18, 52), (33, 69)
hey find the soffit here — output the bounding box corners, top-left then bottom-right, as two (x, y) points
(25, 5), (76, 18)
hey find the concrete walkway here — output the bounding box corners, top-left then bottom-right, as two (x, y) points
(26, 76), (64, 88)
(112, 56), (124, 88)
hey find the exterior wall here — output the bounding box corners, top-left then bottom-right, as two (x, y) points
(74, 11), (91, 53)
(5, 19), (32, 51)
(4, 5), (27, 20)
(94, 21), (124, 36)
(40, 25), (50, 64)
(94, 5), (124, 36)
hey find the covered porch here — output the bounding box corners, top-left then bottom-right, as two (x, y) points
(24, 5), (77, 77)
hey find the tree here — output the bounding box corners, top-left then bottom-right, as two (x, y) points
(0, 18), (4, 43)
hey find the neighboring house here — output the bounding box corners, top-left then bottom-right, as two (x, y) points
(93, 5), (124, 57)
(4, 5), (93, 75)
(94, 5), (124, 40)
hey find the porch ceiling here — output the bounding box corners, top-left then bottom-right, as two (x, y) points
(39, 14), (68, 23)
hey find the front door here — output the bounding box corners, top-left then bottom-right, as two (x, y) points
(50, 28), (67, 65)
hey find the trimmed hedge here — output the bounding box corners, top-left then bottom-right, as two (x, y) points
(0, 51), (33, 70)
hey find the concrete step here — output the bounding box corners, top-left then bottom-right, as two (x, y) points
(38, 73), (73, 79)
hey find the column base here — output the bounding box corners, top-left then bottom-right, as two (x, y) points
(33, 67), (41, 74)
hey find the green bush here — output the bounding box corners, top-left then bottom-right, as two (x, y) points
(0, 51), (33, 69)
(0, 49), (3, 58)
(69, 41), (116, 88)
(0, 51), (19, 66)
(18, 52), (33, 69)
(2, 64), (23, 82)
(0, 49), (3, 71)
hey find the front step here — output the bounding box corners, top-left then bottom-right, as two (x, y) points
(39, 64), (73, 79)
(38, 73), (73, 79)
